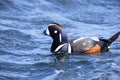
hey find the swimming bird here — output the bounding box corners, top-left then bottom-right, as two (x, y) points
(43, 23), (120, 54)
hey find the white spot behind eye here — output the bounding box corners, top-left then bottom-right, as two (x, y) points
(54, 30), (58, 34)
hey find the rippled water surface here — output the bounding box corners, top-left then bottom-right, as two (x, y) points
(0, 0), (120, 80)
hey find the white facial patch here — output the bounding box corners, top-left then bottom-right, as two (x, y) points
(46, 28), (50, 35)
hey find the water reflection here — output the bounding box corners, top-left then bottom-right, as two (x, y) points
(55, 53), (69, 62)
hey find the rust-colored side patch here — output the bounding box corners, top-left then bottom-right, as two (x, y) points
(85, 44), (101, 54)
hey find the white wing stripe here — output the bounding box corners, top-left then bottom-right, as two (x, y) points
(46, 28), (50, 35)
(73, 37), (99, 43)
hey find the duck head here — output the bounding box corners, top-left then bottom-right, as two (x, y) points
(44, 23), (69, 52)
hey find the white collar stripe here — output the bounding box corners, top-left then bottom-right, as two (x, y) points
(68, 43), (71, 53)
(54, 44), (66, 52)
(54, 43), (72, 53)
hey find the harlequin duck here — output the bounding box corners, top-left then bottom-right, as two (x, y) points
(43, 23), (120, 54)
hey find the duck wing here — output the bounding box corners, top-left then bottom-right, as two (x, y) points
(70, 37), (99, 53)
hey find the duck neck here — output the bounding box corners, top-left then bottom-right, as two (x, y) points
(51, 33), (68, 52)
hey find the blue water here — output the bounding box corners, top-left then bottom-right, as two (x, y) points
(0, 0), (120, 80)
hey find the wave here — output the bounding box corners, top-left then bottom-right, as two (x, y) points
(0, 29), (32, 40)
(0, 0), (33, 12)
(0, 0), (120, 80)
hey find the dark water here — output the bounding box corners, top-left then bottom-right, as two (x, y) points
(0, 0), (120, 80)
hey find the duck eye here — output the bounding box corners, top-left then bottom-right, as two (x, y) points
(54, 30), (58, 34)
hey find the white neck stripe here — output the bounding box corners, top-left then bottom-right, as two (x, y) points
(54, 43), (72, 53)
(54, 44), (66, 52)
(59, 33), (62, 42)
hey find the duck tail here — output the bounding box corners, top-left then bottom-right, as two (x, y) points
(107, 31), (120, 45)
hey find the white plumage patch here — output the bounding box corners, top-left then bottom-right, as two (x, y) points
(54, 43), (71, 53)
(83, 43), (86, 46)
(68, 43), (71, 53)
(73, 37), (99, 43)
(54, 44), (66, 52)
(54, 30), (58, 34)
(59, 33), (62, 42)
(90, 37), (99, 41)
(46, 28), (50, 35)
(73, 37), (85, 43)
